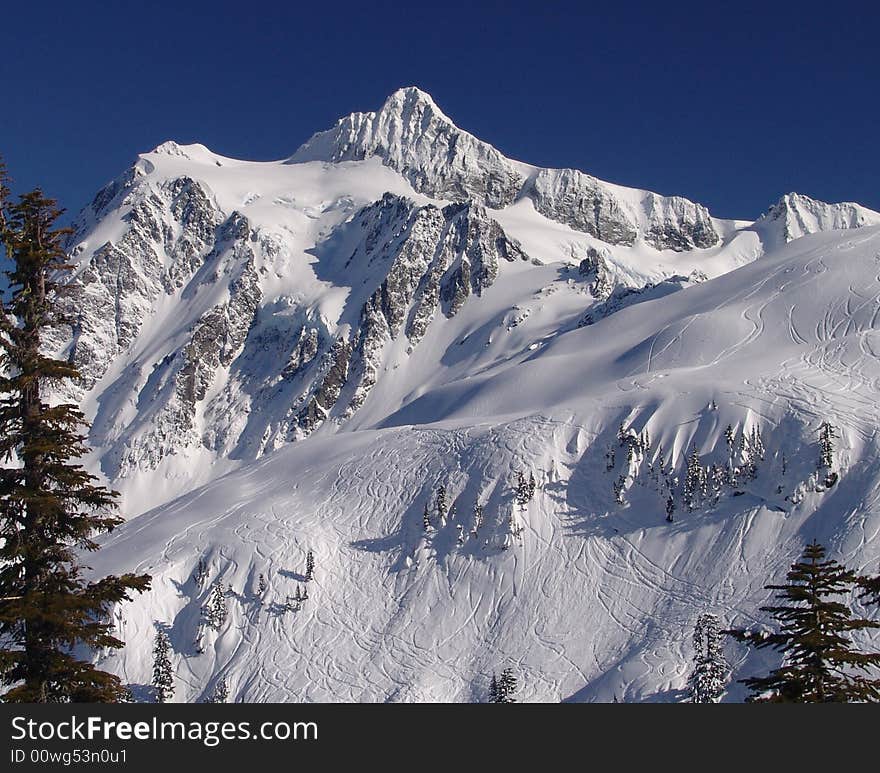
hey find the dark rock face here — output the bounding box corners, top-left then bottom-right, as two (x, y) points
(578, 272), (705, 327)
(530, 169), (638, 246)
(577, 246), (613, 300)
(295, 194), (529, 433)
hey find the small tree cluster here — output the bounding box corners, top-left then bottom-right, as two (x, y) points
(305, 550), (315, 582)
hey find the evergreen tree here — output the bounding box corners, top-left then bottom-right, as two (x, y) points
(515, 472), (529, 510)
(257, 573), (267, 594)
(818, 422), (835, 470)
(151, 630), (174, 704)
(193, 556), (208, 589)
(422, 501), (431, 532)
(613, 474), (626, 505)
(471, 503), (483, 536)
(726, 541), (880, 702)
(527, 472), (536, 500)
(605, 446), (615, 471)
(488, 672), (499, 703)
(0, 172), (150, 702)
(683, 447), (704, 512)
(688, 613), (728, 703)
(209, 675), (228, 703)
(498, 667), (518, 703)
(205, 583), (228, 630)
(436, 486), (448, 523)
(305, 550), (315, 581)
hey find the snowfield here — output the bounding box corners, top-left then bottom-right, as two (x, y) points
(61, 88), (880, 702)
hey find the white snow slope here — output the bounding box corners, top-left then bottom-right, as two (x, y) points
(58, 87), (880, 702)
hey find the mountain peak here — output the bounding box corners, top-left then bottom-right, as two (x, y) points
(289, 87), (523, 208)
(382, 85), (443, 113)
(758, 190), (880, 245)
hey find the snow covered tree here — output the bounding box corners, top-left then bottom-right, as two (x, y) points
(305, 550), (315, 581)
(497, 667), (518, 703)
(436, 486), (448, 523)
(818, 421), (835, 470)
(605, 446), (615, 471)
(708, 464), (724, 507)
(422, 501), (432, 532)
(471, 503), (483, 536)
(257, 573), (267, 594)
(0, 174), (150, 702)
(193, 556), (209, 589)
(741, 425), (764, 481)
(151, 630), (174, 704)
(683, 447), (704, 512)
(688, 613), (728, 703)
(208, 676), (228, 703)
(665, 492), (675, 523)
(488, 673), (499, 703)
(528, 472), (536, 500)
(515, 472), (530, 510)
(204, 583), (228, 630)
(724, 424), (738, 486)
(726, 541), (880, 702)
(613, 474), (627, 505)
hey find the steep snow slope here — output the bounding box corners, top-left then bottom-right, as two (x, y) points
(88, 226), (880, 702)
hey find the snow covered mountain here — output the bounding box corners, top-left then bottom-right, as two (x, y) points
(55, 87), (880, 702)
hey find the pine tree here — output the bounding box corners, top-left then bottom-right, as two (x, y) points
(0, 172), (150, 702)
(818, 421), (835, 470)
(683, 447), (704, 512)
(498, 667), (518, 703)
(488, 672), (499, 703)
(605, 446), (615, 471)
(437, 486), (449, 526)
(257, 573), (267, 594)
(305, 550), (315, 581)
(613, 474), (627, 505)
(515, 472), (529, 510)
(527, 472), (536, 500)
(193, 556), (208, 588)
(688, 613), (728, 703)
(726, 541), (880, 702)
(471, 503), (483, 536)
(205, 583), (228, 630)
(422, 501), (431, 532)
(208, 675), (228, 703)
(151, 630), (174, 704)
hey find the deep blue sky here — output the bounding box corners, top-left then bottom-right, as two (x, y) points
(2, 0), (877, 220)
